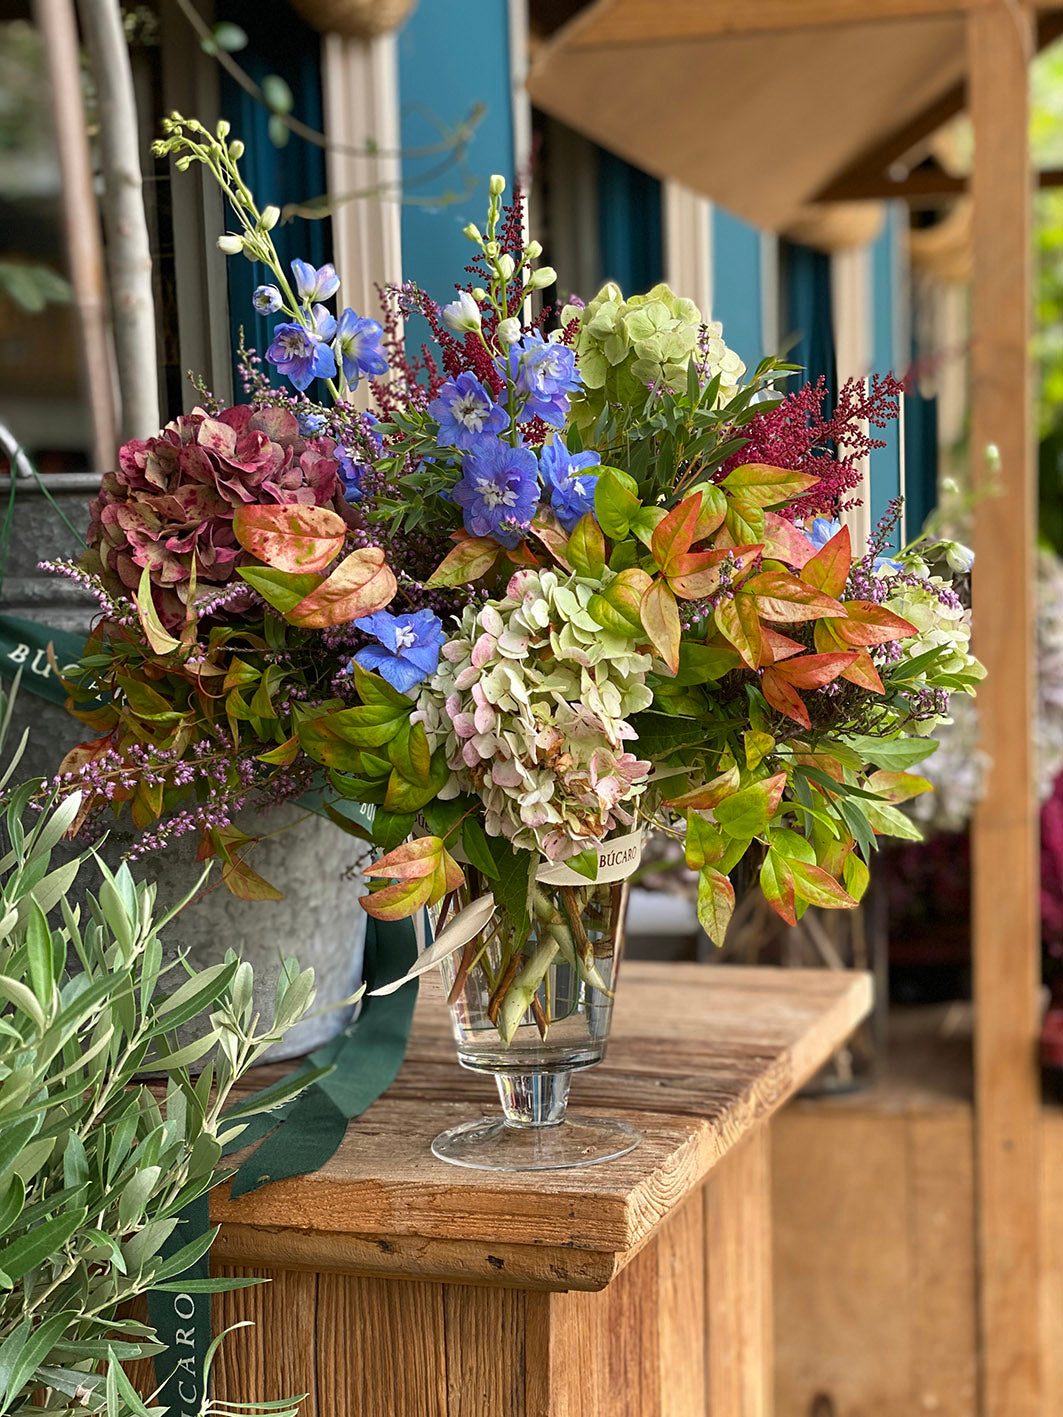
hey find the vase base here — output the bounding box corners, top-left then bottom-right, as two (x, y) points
(431, 1114), (641, 1171)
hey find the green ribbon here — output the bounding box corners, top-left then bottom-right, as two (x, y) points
(0, 615), (85, 707)
(147, 1193), (212, 1414)
(225, 914), (419, 1196)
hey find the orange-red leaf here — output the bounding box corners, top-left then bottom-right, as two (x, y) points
(800, 523), (852, 599)
(426, 535), (500, 587)
(530, 511), (575, 571)
(666, 763), (741, 811)
(759, 627), (806, 666)
(667, 546), (731, 600)
(721, 463), (821, 507)
(840, 647), (885, 693)
(233, 503), (347, 573)
(831, 601), (917, 647)
(363, 836), (444, 882)
(287, 547), (396, 627)
(789, 859), (858, 910)
(651, 493), (701, 574)
(772, 651), (856, 689)
(360, 875), (434, 921)
(640, 578), (682, 673)
(761, 667), (811, 728)
(867, 769), (933, 804)
(763, 512), (817, 568)
(715, 591), (762, 670)
(760, 850), (797, 926)
(743, 570), (846, 623)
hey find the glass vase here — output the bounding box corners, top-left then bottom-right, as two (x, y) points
(429, 875), (640, 1171)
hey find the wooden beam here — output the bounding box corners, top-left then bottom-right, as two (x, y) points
(819, 164), (1063, 202)
(559, 0), (1063, 48)
(969, 6), (1042, 1417)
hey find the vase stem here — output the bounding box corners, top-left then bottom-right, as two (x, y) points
(495, 1070), (571, 1128)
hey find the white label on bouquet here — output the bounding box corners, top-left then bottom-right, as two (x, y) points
(535, 830), (643, 888)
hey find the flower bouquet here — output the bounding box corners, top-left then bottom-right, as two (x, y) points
(52, 116), (983, 1170)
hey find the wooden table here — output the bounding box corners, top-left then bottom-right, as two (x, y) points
(202, 963), (871, 1417)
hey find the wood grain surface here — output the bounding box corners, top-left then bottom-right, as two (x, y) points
(211, 964), (871, 1289)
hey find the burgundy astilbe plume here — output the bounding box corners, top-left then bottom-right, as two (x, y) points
(721, 373), (904, 521)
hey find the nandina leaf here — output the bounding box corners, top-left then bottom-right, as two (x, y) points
(590, 567), (652, 634)
(566, 513), (606, 578)
(257, 735), (300, 765)
(594, 469), (642, 540)
(426, 535), (500, 588)
(714, 591), (762, 669)
(789, 859), (858, 911)
(772, 651), (857, 689)
(743, 571), (846, 623)
(697, 867), (735, 945)
(763, 511), (817, 568)
(800, 523), (852, 599)
(529, 511), (575, 570)
(363, 835), (446, 883)
(238, 564), (323, 614)
(692, 484), (728, 540)
(640, 578), (682, 673)
(667, 546), (732, 600)
(219, 847), (285, 902)
(232, 503), (346, 573)
(666, 763), (741, 811)
(840, 647), (885, 693)
(759, 626), (806, 666)
(760, 849), (796, 926)
(685, 812), (726, 871)
(359, 874), (434, 921)
(713, 772), (787, 838)
(721, 463), (821, 507)
(844, 852), (871, 902)
(831, 601), (917, 647)
(761, 667), (811, 728)
(724, 498), (764, 547)
(744, 730), (774, 770)
(650, 493), (701, 574)
(287, 547), (397, 628)
(134, 567), (181, 656)
(867, 769), (933, 804)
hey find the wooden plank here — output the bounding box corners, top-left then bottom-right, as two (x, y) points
(705, 1128), (772, 1417)
(211, 966), (871, 1288)
(772, 1101), (977, 1417)
(968, 7), (1042, 1417)
(1042, 1110), (1063, 1413)
(656, 1192), (708, 1417)
(211, 1267), (318, 1417)
(441, 1286), (530, 1417)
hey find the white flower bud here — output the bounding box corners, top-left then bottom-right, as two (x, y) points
(216, 234), (245, 255)
(945, 541), (975, 573)
(441, 290), (482, 335)
(524, 239), (542, 258)
(496, 254), (515, 281)
(175, 156), (192, 171)
(259, 205), (280, 230)
(489, 174), (506, 197)
(216, 119), (231, 139)
(471, 287), (486, 301)
(485, 241), (499, 259)
(463, 223), (482, 242)
(527, 265), (557, 291)
(496, 317), (521, 346)
(228, 140), (245, 159)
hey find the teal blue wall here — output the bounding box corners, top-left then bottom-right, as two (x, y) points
(596, 150), (662, 295)
(869, 206), (903, 548)
(398, 1), (516, 316)
(711, 208), (764, 373)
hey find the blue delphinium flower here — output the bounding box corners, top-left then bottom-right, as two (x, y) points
(428, 372), (507, 451)
(539, 438), (601, 531)
(253, 284), (283, 315)
(265, 323), (337, 392)
(506, 331), (581, 427)
(291, 258), (340, 305)
(807, 516), (900, 573)
(353, 609), (446, 694)
(297, 410), (327, 437)
(334, 309), (389, 387)
(451, 438), (540, 547)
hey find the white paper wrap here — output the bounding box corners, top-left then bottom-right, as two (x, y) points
(535, 829), (643, 888)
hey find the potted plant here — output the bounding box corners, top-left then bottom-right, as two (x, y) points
(55, 115), (982, 1170)
(0, 707), (328, 1412)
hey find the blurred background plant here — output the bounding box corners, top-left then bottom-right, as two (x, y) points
(0, 678), (330, 1415)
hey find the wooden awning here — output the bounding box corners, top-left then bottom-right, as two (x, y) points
(527, 0), (1063, 230)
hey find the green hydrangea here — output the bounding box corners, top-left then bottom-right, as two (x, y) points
(561, 281), (744, 436)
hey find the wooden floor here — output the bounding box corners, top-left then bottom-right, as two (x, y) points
(772, 1004), (1063, 1417)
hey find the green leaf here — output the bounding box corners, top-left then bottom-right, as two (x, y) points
(0, 1310), (77, 1414)
(713, 772), (786, 839)
(566, 514), (607, 577)
(861, 799), (925, 841)
(461, 817), (499, 879)
(697, 868), (735, 946)
(789, 860), (858, 910)
(759, 849), (796, 926)
(372, 809), (415, 853)
(237, 564), (322, 615)
(491, 840), (536, 941)
(594, 469), (641, 540)
(0, 1209), (86, 1287)
(0, 1177), (24, 1238)
(841, 733), (939, 772)
(154, 960), (239, 1030)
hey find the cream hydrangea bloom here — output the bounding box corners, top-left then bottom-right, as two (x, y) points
(414, 568), (654, 861)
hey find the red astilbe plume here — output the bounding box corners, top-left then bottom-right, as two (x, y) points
(721, 373), (905, 522)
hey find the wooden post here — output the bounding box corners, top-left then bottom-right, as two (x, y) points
(969, 6), (1041, 1416)
(33, 0), (118, 474)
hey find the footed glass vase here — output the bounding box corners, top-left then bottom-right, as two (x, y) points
(429, 873), (640, 1171)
